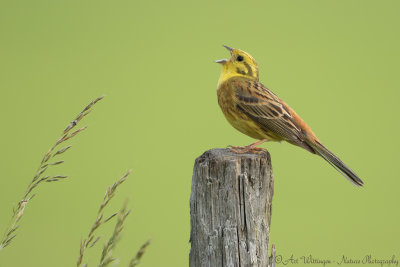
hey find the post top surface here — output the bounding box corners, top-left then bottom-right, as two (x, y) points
(196, 148), (271, 163)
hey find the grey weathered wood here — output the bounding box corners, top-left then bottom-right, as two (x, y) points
(189, 148), (274, 267)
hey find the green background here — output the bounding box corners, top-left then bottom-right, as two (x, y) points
(0, 1), (399, 266)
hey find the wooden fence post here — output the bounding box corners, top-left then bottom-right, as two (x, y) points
(189, 148), (275, 267)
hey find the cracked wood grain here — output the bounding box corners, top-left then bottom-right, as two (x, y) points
(190, 148), (274, 267)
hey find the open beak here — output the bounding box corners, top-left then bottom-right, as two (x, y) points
(223, 45), (233, 52)
(215, 59), (227, 64)
(215, 45), (234, 64)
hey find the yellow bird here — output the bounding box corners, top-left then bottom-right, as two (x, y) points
(216, 45), (363, 187)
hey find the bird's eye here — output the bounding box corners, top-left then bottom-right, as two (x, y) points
(237, 55), (244, 62)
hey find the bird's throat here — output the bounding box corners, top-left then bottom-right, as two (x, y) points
(218, 66), (248, 87)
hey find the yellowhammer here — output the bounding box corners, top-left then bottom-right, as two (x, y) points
(216, 45), (363, 187)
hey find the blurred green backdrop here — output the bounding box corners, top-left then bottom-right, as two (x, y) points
(0, 1), (399, 266)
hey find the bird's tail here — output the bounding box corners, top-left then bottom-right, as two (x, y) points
(309, 141), (364, 187)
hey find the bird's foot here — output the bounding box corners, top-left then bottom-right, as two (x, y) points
(228, 139), (269, 154)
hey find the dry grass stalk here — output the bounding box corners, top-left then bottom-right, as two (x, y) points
(98, 200), (130, 267)
(128, 239), (151, 267)
(77, 170), (151, 267)
(0, 96), (104, 251)
(77, 170), (131, 267)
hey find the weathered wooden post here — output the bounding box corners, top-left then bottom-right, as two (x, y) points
(189, 148), (275, 267)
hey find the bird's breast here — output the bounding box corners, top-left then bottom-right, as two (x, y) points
(217, 81), (275, 140)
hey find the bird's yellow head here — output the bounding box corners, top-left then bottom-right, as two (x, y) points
(216, 46), (259, 85)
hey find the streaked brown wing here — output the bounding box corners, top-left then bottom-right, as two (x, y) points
(232, 78), (315, 153)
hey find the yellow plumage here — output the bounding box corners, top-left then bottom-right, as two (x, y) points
(215, 45), (363, 186)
